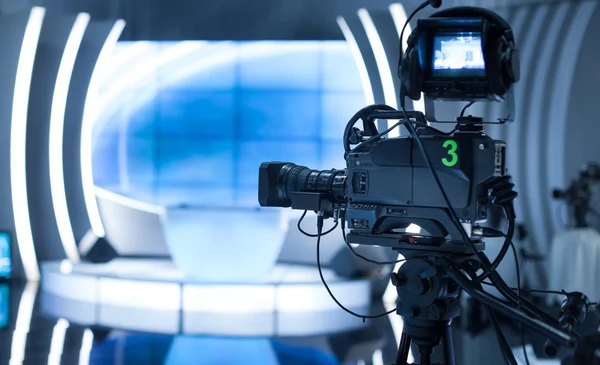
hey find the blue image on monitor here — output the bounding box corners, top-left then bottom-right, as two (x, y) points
(432, 32), (485, 77)
(0, 284), (8, 328)
(0, 233), (11, 278)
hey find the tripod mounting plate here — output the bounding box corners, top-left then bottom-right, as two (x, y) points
(347, 232), (485, 256)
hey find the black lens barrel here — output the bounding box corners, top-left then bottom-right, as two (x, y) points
(258, 162), (346, 207)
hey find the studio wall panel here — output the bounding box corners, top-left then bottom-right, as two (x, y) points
(92, 41), (365, 209)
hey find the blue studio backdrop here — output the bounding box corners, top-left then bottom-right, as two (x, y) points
(92, 41), (364, 207)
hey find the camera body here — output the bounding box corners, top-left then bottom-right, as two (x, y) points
(259, 123), (506, 242)
(345, 129), (505, 240)
(258, 6), (519, 251)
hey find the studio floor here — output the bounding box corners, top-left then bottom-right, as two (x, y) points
(0, 281), (565, 365)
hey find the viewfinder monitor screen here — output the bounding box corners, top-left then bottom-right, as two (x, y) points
(0, 233), (11, 278)
(432, 32), (486, 77)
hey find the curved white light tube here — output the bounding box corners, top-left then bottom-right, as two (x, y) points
(389, 4), (425, 114)
(10, 7), (45, 282)
(10, 282), (38, 364)
(358, 9), (398, 135)
(81, 20), (126, 238)
(49, 13), (90, 264)
(78, 329), (94, 365)
(48, 318), (70, 365)
(105, 41), (151, 75)
(337, 16), (375, 105)
(372, 350), (385, 365)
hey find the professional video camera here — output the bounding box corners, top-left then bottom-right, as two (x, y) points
(258, 2), (588, 364)
(553, 163), (600, 228)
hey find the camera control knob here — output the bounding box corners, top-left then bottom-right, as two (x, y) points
(391, 272), (407, 287)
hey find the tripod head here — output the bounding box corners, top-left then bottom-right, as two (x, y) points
(391, 253), (462, 365)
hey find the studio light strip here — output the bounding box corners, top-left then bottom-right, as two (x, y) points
(80, 19), (126, 239)
(78, 329), (94, 365)
(49, 13), (91, 264)
(10, 6), (46, 282)
(358, 8), (397, 111)
(48, 319), (70, 365)
(337, 16), (375, 105)
(10, 282), (38, 364)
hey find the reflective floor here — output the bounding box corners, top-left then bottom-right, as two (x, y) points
(0, 282), (565, 365)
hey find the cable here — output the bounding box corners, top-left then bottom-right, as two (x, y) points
(480, 281), (566, 296)
(467, 270), (519, 365)
(349, 119), (405, 153)
(315, 214), (396, 321)
(478, 177), (518, 282)
(369, 111), (451, 136)
(479, 232), (560, 325)
(298, 210), (338, 237)
(344, 105), (396, 153)
(510, 234), (531, 365)
(484, 254), (559, 326)
(341, 224), (406, 265)
(460, 101), (476, 117)
(349, 113), (451, 154)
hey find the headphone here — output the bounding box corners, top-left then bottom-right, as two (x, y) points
(399, 6), (520, 102)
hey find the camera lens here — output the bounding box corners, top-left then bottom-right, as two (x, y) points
(258, 162), (346, 208)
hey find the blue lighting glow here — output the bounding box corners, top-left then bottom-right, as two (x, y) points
(0, 284), (8, 328)
(87, 333), (351, 364)
(0, 233), (11, 279)
(92, 41), (363, 207)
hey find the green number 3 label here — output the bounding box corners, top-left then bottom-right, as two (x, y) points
(442, 140), (458, 167)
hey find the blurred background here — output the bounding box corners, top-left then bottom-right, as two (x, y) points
(1, 0), (600, 364)
(91, 40), (357, 207)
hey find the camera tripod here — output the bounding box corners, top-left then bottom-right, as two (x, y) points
(348, 233), (578, 365)
(390, 252), (462, 365)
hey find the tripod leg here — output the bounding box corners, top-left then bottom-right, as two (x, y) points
(442, 325), (456, 365)
(419, 349), (431, 365)
(395, 332), (411, 365)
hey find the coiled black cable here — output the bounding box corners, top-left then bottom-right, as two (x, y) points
(490, 176), (519, 211)
(478, 176), (518, 281)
